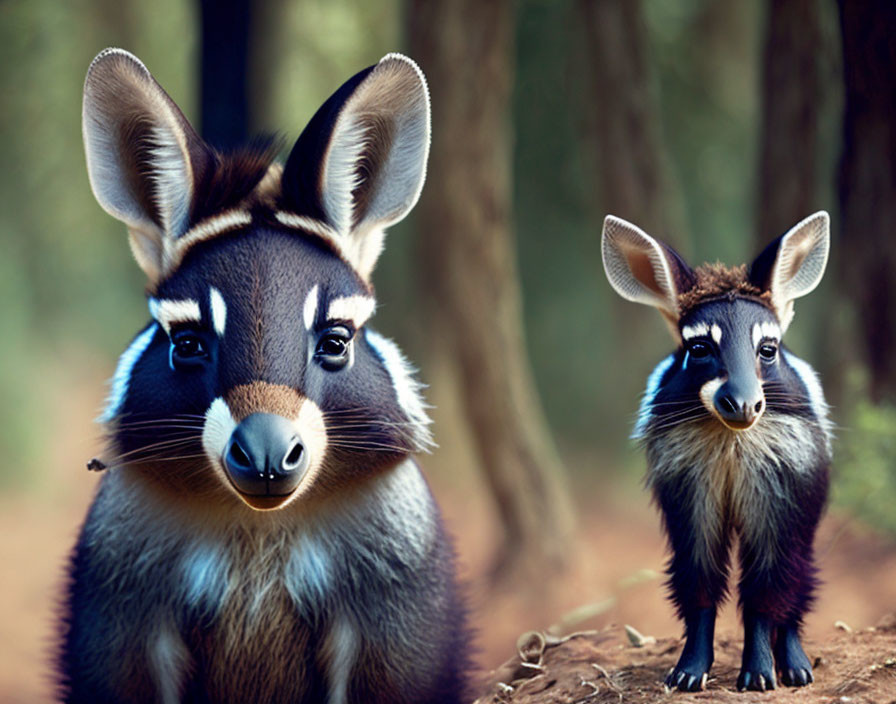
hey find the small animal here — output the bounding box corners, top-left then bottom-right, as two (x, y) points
(58, 48), (468, 704)
(601, 212), (832, 692)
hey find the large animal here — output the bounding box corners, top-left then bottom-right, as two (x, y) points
(601, 212), (832, 691)
(58, 48), (467, 704)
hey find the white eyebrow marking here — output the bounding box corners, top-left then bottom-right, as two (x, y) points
(149, 298), (201, 334)
(327, 295), (376, 329)
(682, 322), (709, 340)
(711, 324), (722, 344)
(752, 321), (782, 348)
(303, 285), (319, 330)
(209, 287), (227, 337)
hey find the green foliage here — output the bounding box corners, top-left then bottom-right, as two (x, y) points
(833, 398), (896, 536)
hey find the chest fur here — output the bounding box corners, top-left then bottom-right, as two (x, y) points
(644, 414), (828, 529)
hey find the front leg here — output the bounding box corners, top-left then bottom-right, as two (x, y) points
(665, 607), (715, 691)
(774, 622), (814, 686)
(737, 609), (776, 691)
(653, 471), (731, 692)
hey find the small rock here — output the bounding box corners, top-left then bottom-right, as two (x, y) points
(834, 620), (853, 633)
(624, 624), (656, 647)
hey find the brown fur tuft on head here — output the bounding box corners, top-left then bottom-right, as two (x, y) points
(190, 138), (283, 224)
(677, 262), (772, 314)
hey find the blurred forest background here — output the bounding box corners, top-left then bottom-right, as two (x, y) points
(1, 0), (895, 701)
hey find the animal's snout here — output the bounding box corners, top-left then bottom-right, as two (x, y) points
(713, 384), (764, 430)
(224, 413), (308, 497)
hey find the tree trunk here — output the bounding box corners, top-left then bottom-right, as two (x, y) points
(576, 0), (681, 238)
(199, 0), (251, 150)
(756, 0), (821, 244)
(407, 0), (575, 581)
(837, 0), (896, 402)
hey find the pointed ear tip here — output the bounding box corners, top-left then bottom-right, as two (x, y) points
(85, 47), (149, 87)
(376, 52), (429, 90)
(601, 214), (624, 235)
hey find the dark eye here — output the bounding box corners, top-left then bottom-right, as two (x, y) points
(759, 343), (778, 361)
(315, 326), (352, 370)
(170, 331), (208, 368)
(687, 341), (712, 359)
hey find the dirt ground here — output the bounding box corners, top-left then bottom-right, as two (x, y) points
(473, 620), (896, 703)
(2, 363), (895, 702)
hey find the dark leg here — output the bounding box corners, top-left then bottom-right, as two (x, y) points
(653, 476), (731, 692)
(736, 461), (827, 691)
(774, 622), (814, 686)
(665, 607), (716, 691)
(737, 609), (776, 691)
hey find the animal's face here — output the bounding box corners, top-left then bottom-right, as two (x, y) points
(601, 212), (830, 435)
(84, 50), (431, 511)
(658, 299), (781, 431)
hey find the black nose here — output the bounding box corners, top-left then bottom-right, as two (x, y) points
(714, 386), (764, 428)
(223, 413), (307, 496)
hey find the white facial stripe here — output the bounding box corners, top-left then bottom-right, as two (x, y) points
(752, 321), (782, 348)
(699, 377), (724, 416)
(364, 329), (434, 451)
(326, 295), (376, 328)
(303, 285), (319, 331)
(176, 210), (252, 252)
(202, 398), (237, 467)
(209, 287), (227, 337)
(294, 400), (327, 494)
(149, 297), (202, 334)
(682, 322), (709, 340)
(100, 323), (159, 423)
(782, 350), (832, 449)
(633, 354), (675, 439)
(711, 324), (722, 344)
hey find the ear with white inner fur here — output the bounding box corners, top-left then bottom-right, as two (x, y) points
(83, 48), (211, 283)
(601, 215), (695, 326)
(749, 211), (830, 331)
(281, 53), (430, 281)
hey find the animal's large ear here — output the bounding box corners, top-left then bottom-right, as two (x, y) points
(83, 48), (212, 283)
(280, 53), (430, 281)
(749, 211), (829, 331)
(601, 215), (695, 326)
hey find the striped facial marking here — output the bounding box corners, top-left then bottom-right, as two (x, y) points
(100, 323), (159, 422)
(681, 322), (709, 340)
(209, 287), (227, 337)
(752, 321), (781, 349)
(365, 329), (434, 451)
(149, 297), (202, 334)
(326, 295), (376, 330)
(303, 285), (319, 331)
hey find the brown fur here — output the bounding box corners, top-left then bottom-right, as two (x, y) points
(189, 139), (282, 225)
(677, 262), (773, 314)
(225, 382), (305, 422)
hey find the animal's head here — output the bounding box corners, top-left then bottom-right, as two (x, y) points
(84, 48), (432, 511)
(602, 212), (829, 433)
